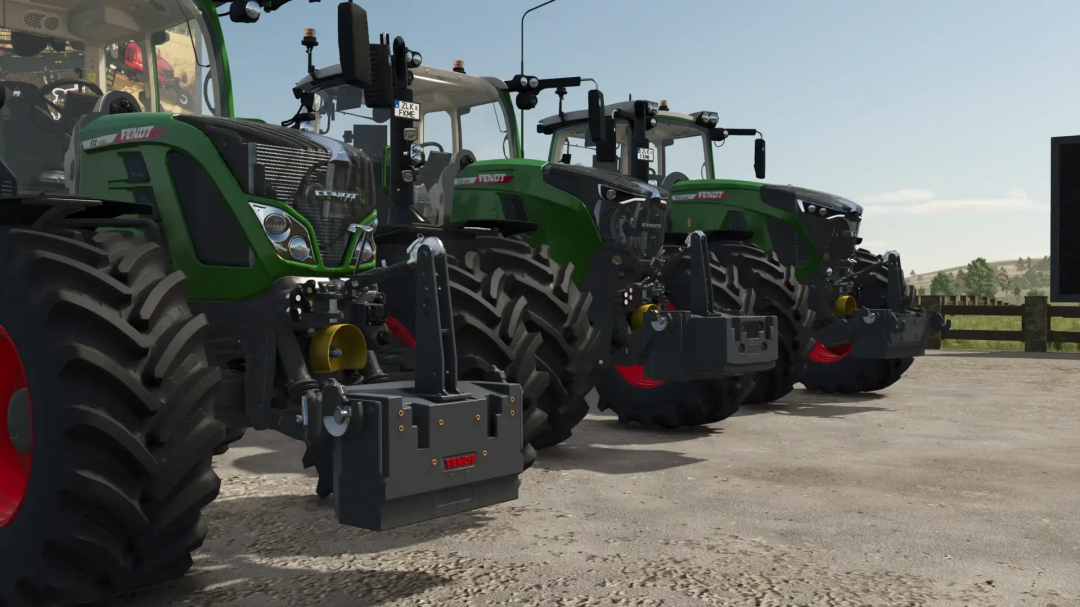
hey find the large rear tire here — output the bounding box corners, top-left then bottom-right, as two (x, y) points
(442, 236), (599, 450)
(801, 248), (915, 393)
(595, 248), (752, 428)
(0, 229), (223, 606)
(709, 242), (816, 404)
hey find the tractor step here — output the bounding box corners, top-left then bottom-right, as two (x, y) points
(330, 379), (523, 531)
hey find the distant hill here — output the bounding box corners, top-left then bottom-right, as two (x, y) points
(907, 257), (1049, 303)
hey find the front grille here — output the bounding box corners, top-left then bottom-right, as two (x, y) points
(177, 115), (377, 267)
(249, 143), (330, 205)
(593, 194), (666, 260)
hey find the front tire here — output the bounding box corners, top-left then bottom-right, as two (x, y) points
(801, 248), (915, 393)
(442, 236), (599, 450)
(0, 229), (223, 606)
(595, 249), (752, 428)
(709, 242), (815, 404)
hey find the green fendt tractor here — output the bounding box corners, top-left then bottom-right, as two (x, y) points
(0, 3), (530, 605)
(296, 58), (781, 436)
(538, 100), (950, 400)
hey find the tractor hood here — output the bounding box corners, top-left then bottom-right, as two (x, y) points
(669, 180), (862, 216)
(541, 163), (667, 261)
(668, 179), (762, 201)
(172, 115), (378, 267)
(764, 184), (863, 215)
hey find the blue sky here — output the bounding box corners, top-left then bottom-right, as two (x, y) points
(222, 0), (1077, 275)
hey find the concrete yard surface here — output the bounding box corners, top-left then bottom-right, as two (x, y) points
(111, 351), (1080, 606)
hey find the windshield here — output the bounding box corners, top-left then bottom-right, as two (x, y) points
(550, 123), (627, 170)
(649, 118), (712, 183)
(551, 117), (711, 188)
(308, 68), (517, 224)
(0, 0), (223, 195)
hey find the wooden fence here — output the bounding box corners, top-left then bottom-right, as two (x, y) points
(915, 295), (1080, 352)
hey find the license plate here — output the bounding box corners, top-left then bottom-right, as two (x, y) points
(394, 100), (420, 120)
(636, 147), (654, 162)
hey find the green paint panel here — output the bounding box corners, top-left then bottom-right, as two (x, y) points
(450, 159), (602, 284)
(667, 179), (821, 282)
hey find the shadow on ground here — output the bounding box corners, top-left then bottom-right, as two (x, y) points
(107, 557), (451, 607)
(573, 417), (723, 446)
(533, 442), (704, 474)
(230, 450), (317, 476)
(202, 493), (501, 557)
(735, 390), (890, 419)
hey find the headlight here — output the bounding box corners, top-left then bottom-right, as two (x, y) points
(707, 112), (719, 125)
(407, 51), (422, 67)
(288, 236), (311, 261)
(519, 76), (528, 88)
(249, 202), (316, 265)
(646, 101), (659, 116)
(263, 212), (289, 237)
(528, 76), (539, 89)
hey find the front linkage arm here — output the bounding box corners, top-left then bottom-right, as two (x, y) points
(281, 236), (468, 448)
(821, 250), (951, 355)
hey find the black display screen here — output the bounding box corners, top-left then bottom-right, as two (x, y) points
(1052, 136), (1080, 300)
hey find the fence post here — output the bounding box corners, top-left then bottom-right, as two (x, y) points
(1022, 296), (1049, 352)
(923, 295), (942, 350)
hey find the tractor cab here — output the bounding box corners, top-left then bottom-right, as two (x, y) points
(0, 0), (227, 196)
(301, 61), (518, 224)
(540, 102), (734, 190)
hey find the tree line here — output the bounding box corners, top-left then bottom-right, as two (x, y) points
(922, 256), (1050, 301)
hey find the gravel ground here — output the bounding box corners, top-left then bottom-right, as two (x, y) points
(112, 351), (1080, 607)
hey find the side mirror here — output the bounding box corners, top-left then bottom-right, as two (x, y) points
(338, 2), (372, 87)
(754, 138), (766, 179)
(588, 89), (605, 145)
(150, 31), (169, 46)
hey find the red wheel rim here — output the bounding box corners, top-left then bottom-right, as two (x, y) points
(808, 341), (853, 364)
(614, 300), (677, 390)
(0, 325), (32, 528)
(385, 316), (416, 349)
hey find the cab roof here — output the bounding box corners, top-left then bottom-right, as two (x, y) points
(538, 101), (696, 129)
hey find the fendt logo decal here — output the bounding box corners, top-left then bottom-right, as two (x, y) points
(82, 126), (165, 150)
(670, 191), (729, 201)
(443, 452), (477, 470)
(314, 190), (360, 219)
(454, 174), (514, 186)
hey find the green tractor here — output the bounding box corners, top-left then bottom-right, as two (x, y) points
(537, 100), (950, 401)
(0, 2), (533, 604)
(297, 58), (782, 436)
